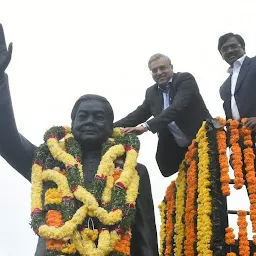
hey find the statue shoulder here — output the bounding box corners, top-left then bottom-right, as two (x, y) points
(136, 163), (150, 179)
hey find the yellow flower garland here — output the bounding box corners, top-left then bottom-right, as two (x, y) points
(31, 127), (140, 256)
(196, 122), (213, 256)
(158, 200), (167, 256)
(174, 161), (186, 256)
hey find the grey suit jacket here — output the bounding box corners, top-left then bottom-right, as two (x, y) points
(114, 72), (211, 176)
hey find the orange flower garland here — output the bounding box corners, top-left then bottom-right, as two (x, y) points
(45, 210), (66, 251)
(216, 117), (231, 196)
(237, 210), (250, 256)
(184, 140), (198, 256)
(240, 118), (256, 232)
(225, 227), (235, 245)
(227, 119), (245, 189)
(114, 232), (131, 255)
(46, 239), (65, 251)
(113, 169), (131, 255)
(164, 180), (176, 256)
(227, 253), (236, 256)
(253, 235), (256, 245)
(46, 210), (64, 227)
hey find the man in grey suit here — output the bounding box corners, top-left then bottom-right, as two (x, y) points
(114, 53), (211, 177)
(219, 33), (256, 130)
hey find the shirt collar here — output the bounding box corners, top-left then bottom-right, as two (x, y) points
(158, 77), (173, 91)
(227, 54), (246, 74)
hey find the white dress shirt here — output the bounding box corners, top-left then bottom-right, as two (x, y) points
(228, 54), (246, 120)
(145, 78), (190, 148)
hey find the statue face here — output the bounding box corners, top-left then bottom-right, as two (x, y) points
(72, 100), (113, 149)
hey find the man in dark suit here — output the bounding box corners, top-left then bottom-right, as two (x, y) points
(0, 24), (158, 256)
(219, 33), (256, 130)
(114, 53), (211, 177)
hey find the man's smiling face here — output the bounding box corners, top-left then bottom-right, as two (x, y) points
(150, 57), (173, 87)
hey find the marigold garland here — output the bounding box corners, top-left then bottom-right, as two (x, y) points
(159, 200), (167, 256)
(240, 118), (256, 232)
(164, 180), (176, 256)
(184, 140), (198, 256)
(216, 117), (231, 196)
(174, 161), (187, 256)
(31, 126), (140, 256)
(237, 210), (250, 256)
(159, 118), (256, 255)
(253, 235), (256, 245)
(196, 122), (213, 256)
(225, 227), (235, 245)
(227, 119), (245, 189)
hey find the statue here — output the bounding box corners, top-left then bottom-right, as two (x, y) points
(0, 24), (158, 256)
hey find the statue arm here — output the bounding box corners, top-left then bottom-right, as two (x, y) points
(130, 163), (159, 256)
(0, 74), (36, 182)
(0, 24), (36, 182)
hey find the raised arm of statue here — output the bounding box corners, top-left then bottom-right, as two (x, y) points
(0, 24), (36, 182)
(0, 24), (12, 76)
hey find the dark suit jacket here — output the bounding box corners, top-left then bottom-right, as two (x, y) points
(114, 72), (211, 176)
(0, 74), (158, 256)
(220, 56), (256, 119)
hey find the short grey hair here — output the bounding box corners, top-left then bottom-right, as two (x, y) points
(148, 53), (172, 69)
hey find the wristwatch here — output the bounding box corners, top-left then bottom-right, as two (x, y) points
(141, 122), (149, 131)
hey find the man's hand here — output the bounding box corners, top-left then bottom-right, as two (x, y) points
(244, 117), (256, 131)
(0, 24), (12, 75)
(121, 126), (148, 135)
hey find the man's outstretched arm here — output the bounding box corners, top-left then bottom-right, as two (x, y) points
(113, 92), (152, 128)
(0, 24), (36, 182)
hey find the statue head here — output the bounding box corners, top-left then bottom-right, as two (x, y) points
(71, 94), (114, 150)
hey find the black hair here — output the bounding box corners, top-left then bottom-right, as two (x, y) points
(218, 33), (245, 52)
(71, 94), (114, 122)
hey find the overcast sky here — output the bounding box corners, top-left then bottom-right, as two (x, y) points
(0, 0), (256, 255)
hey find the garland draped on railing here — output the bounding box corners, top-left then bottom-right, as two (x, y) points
(159, 118), (256, 256)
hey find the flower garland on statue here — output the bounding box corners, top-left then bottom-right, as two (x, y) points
(196, 121), (213, 256)
(216, 117), (231, 196)
(30, 126), (140, 256)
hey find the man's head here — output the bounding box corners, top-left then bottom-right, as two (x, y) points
(71, 94), (114, 150)
(148, 53), (173, 87)
(218, 33), (245, 65)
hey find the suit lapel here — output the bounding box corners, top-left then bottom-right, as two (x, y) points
(224, 75), (232, 99)
(235, 56), (251, 94)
